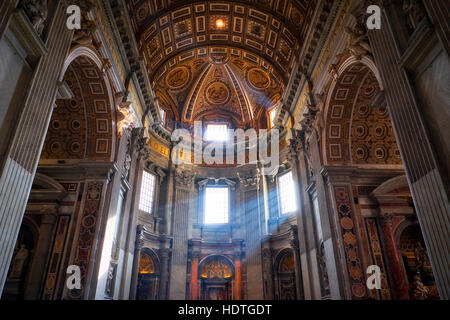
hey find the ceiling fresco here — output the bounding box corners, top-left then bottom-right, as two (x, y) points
(126, 0), (316, 129)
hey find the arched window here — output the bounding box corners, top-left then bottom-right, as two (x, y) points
(204, 186), (229, 224)
(139, 171), (156, 214)
(278, 171), (296, 215)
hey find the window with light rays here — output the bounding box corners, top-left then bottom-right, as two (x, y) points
(270, 107), (277, 127)
(139, 171), (156, 214)
(159, 109), (165, 123)
(204, 187), (229, 224)
(278, 171), (297, 215)
(205, 124), (228, 141)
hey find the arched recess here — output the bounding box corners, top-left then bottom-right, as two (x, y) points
(136, 248), (161, 300)
(41, 46), (116, 162)
(198, 255), (234, 300)
(2, 217), (39, 300)
(396, 224), (439, 299)
(273, 248), (297, 300)
(322, 57), (401, 166)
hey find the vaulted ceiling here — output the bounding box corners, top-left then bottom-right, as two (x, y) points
(126, 0), (316, 129)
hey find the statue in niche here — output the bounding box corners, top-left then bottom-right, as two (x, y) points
(342, 24), (371, 60)
(10, 244), (29, 279)
(414, 242), (430, 270)
(402, 0), (426, 31)
(21, 0), (48, 35)
(105, 263), (116, 297)
(318, 242), (330, 295)
(411, 274), (429, 300)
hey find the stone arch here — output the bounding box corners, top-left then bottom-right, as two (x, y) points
(198, 255), (235, 300)
(322, 57), (401, 166)
(41, 47), (116, 162)
(372, 175), (409, 197)
(136, 248), (161, 300)
(139, 248), (161, 276)
(198, 255), (235, 279)
(273, 248), (297, 300)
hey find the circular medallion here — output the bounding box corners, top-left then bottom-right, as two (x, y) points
(354, 145), (369, 161)
(205, 81), (230, 104)
(374, 145), (388, 160)
(357, 104), (370, 118)
(341, 217), (354, 230)
(374, 124), (387, 139)
(354, 123), (368, 138)
(166, 67), (190, 89)
(352, 283), (366, 297)
(377, 105), (388, 117)
(247, 68), (270, 89)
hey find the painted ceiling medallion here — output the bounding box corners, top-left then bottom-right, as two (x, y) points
(166, 67), (190, 89)
(247, 68), (270, 89)
(205, 81), (230, 105)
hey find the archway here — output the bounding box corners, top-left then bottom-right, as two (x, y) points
(41, 49), (116, 162)
(198, 255), (234, 300)
(397, 224), (439, 300)
(136, 249), (160, 300)
(4, 47), (118, 300)
(274, 249), (297, 300)
(322, 59), (401, 166)
(2, 219), (39, 300)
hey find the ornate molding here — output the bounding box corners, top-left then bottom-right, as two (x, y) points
(174, 169), (195, 187)
(237, 168), (260, 190)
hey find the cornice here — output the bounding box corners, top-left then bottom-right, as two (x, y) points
(320, 165), (405, 185)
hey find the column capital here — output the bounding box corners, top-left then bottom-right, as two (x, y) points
(174, 169), (195, 188)
(237, 168), (260, 190)
(379, 213), (393, 227)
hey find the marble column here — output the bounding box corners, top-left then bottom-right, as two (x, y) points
(237, 168), (264, 300)
(168, 169), (195, 299)
(290, 231), (304, 300)
(369, 6), (450, 299)
(129, 225), (144, 300)
(0, 2), (73, 295)
(189, 251), (199, 300)
(158, 248), (170, 300)
(233, 251), (242, 300)
(261, 247), (274, 299)
(307, 130), (345, 300)
(24, 212), (57, 299)
(380, 215), (410, 300)
(287, 131), (323, 299)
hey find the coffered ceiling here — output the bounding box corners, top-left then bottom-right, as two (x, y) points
(126, 0), (316, 128)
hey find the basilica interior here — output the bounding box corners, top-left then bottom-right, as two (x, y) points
(0, 0), (448, 301)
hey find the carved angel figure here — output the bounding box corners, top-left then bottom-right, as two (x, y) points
(21, 0), (48, 35)
(344, 24), (371, 59)
(402, 0), (426, 31)
(414, 241), (430, 269)
(411, 274), (429, 300)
